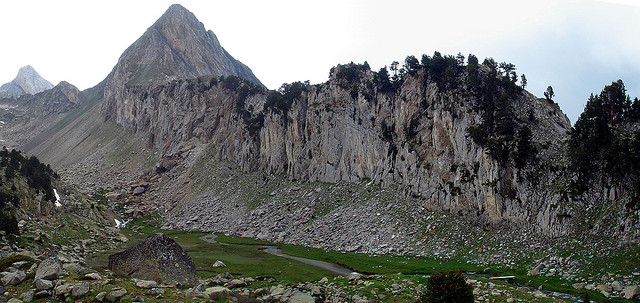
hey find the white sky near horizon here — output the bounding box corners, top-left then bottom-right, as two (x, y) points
(1, 0), (639, 124)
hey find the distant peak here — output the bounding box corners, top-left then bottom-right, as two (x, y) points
(19, 65), (36, 72)
(6, 65), (54, 95)
(167, 3), (188, 13)
(156, 3), (198, 23)
(17, 65), (37, 77)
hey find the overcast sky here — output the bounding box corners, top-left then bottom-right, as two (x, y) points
(1, 0), (639, 124)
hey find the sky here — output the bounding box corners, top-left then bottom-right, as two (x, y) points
(1, 0), (639, 124)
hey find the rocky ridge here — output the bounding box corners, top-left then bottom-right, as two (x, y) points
(107, 67), (578, 238)
(0, 66), (53, 98)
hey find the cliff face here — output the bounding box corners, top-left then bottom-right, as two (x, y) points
(103, 4), (261, 126)
(0, 65), (54, 97)
(104, 64), (601, 239)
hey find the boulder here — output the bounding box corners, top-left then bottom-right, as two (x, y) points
(597, 284), (613, 294)
(108, 233), (198, 287)
(347, 272), (362, 280)
(212, 260), (226, 268)
(85, 272), (102, 280)
(95, 291), (107, 301)
(289, 290), (315, 303)
(136, 279), (158, 289)
(63, 262), (89, 273)
(612, 281), (623, 292)
(205, 286), (232, 298)
(624, 285), (640, 300)
(147, 288), (165, 295)
(54, 283), (73, 296)
(132, 186), (146, 195)
(34, 257), (63, 281)
(72, 282), (90, 297)
(227, 278), (247, 288)
(20, 289), (34, 302)
(1, 270), (26, 285)
(35, 278), (53, 290)
(106, 288), (128, 302)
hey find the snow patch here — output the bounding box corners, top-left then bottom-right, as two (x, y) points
(54, 188), (61, 207)
(114, 219), (130, 228)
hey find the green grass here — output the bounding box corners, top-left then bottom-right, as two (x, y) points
(91, 222), (332, 283)
(279, 244), (482, 275)
(85, 218), (640, 302)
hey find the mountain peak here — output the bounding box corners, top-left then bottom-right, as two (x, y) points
(0, 65), (54, 97)
(104, 4), (262, 89)
(153, 4), (202, 31)
(18, 65), (37, 74)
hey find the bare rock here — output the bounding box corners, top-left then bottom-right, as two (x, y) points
(72, 282), (90, 297)
(1, 270), (26, 285)
(136, 279), (158, 289)
(34, 257), (63, 281)
(108, 233), (198, 287)
(85, 272), (102, 280)
(290, 291), (315, 303)
(35, 278), (53, 290)
(624, 285), (640, 300)
(147, 288), (165, 295)
(106, 288), (128, 302)
(132, 186), (146, 195)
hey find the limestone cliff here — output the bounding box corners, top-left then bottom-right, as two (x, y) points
(102, 60), (613, 240)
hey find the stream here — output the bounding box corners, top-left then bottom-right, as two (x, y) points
(199, 233), (354, 276)
(261, 246), (354, 276)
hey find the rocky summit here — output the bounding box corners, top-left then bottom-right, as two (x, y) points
(108, 233), (199, 287)
(0, 65), (53, 97)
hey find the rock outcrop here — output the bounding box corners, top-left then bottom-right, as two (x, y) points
(0, 65), (53, 97)
(108, 233), (198, 287)
(34, 257), (63, 281)
(12, 81), (81, 113)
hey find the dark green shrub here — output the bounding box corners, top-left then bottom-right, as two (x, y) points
(418, 270), (474, 303)
(0, 211), (19, 235)
(0, 254), (35, 272)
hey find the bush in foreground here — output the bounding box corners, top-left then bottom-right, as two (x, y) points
(418, 270), (474, 303)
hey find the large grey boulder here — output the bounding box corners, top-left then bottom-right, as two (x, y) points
(108, 233), (198, 287)
(106, 288), (128, 302)
(289, 290), (315, 303)
(34, 257), (63, 281)
(72, 282), (90, 297)
(624, 285), (640, 299)
(1, 270), (26, 285)
(136, 279), (158, 289)
(35, 278), (53, 290)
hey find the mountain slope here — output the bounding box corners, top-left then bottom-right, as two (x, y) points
(0, 65), (54, 97)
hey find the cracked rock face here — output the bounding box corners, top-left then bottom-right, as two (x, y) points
(108, 233), (198, 287)
(110, 65), (578, 238)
